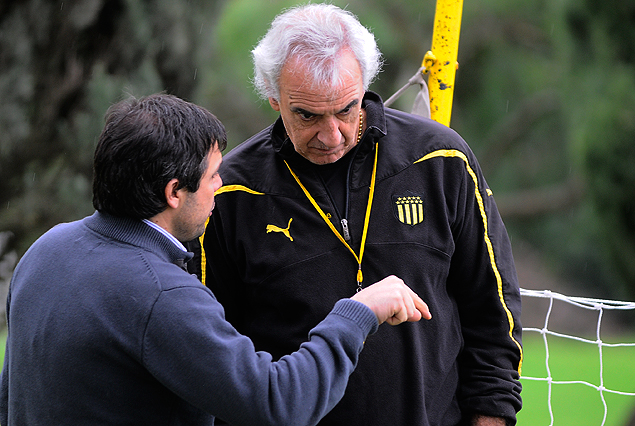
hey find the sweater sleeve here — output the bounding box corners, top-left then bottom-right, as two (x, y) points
(0, 291), (10, 426)
(142, 285), (378, 426)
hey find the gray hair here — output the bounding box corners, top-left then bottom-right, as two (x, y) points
(252, 4), (383, 100)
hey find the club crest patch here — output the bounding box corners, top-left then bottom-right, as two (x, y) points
(392, 192), (425, 226)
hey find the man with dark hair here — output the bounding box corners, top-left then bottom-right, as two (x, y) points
(194, 4), (523, 426)
(0, 93), (430, 426)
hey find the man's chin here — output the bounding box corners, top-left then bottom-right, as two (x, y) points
(307, 152), (345, 165)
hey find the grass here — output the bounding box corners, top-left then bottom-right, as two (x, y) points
(518, 332), (635, 425)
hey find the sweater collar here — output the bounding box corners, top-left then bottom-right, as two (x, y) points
(270, 91), (387, 162)
(84, 211), (193, 266)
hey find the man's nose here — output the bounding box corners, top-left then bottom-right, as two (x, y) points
(317, 116), (342, 147)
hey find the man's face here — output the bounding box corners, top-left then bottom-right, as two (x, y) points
(172, 146), (223, 242)
(269, 50), (365, 165)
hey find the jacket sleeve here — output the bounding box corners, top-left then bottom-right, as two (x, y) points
(142, 283), (378, 426)
(446, 148), (523, 423)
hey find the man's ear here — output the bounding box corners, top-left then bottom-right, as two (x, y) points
(164, 178), (182, 209)
(269, 97), (281, 111)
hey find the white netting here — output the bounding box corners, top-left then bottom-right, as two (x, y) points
(520, 288), (635, 425)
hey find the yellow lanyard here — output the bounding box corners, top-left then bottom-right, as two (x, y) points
(284, 144), (379, 292)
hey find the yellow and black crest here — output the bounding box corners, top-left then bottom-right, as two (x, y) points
(392, 193), (425, 226)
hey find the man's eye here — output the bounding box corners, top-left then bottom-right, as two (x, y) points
(299, 112), (315, 120)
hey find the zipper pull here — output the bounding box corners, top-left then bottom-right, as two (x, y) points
(341, 218), (351, 242)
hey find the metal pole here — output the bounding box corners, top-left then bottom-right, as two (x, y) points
(423, 0), (463, 127)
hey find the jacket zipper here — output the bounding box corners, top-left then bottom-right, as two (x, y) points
(318, 146), (358, 243)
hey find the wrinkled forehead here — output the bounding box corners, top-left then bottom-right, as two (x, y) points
(279, 52), (363, 109)
(284, 84), (361, 114)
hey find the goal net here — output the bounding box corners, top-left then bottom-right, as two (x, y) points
(520, 288), (635, 425)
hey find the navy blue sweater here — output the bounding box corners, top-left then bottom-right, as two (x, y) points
(0, 211), (378, 426)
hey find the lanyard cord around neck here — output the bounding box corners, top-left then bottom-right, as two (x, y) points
(284, 144), (378, 292)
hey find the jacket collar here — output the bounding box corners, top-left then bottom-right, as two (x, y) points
(270, 91), (387, 162)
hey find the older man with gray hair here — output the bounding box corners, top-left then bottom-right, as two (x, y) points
(193, 4), (522, 425)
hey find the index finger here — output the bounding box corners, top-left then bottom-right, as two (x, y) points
(412, 292), (432, 321)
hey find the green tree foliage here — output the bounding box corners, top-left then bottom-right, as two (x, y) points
(449, 0), (635, 299)
(1, 0), (634, 300)
(0, 0), (221, 254)
(565, 0), (635, 298)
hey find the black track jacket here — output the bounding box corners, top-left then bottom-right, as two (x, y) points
(194, 92), (523, 425)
